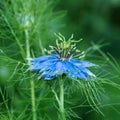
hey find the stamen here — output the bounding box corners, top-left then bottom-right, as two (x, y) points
(68, 34), (74, 40)
(54, 33), (64, 41)
(58, 33), (66, 41)
(44, 33), (84, 60)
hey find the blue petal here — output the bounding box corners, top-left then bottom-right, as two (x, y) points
(41, 74), (56, 80)
(78, 67), (96, 78)
(55, 61), (68, 74)
(29, 54), (59, 71)
(39, 61), (68, 80)
(65, 61), (87, 79)
(69, 59), (96, 67)
(67, 61), (96, 79)
(29, 54), (96, 80)
(39, 63), (57, 80)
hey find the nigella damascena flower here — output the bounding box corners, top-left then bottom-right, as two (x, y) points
(28, 33), (97, 80)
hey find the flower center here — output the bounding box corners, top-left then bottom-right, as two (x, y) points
(61, 57), (67, 61)
(55, 33), (85, 59)
(45, 33), (85, 59)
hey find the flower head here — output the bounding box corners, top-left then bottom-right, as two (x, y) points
(28, 33), (97, 80)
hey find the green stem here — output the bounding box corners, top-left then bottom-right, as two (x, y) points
(59, 81), (66, 120)
(30, 79), (37, 120)
(25, 30), (30, 60)
(25, 29), (37, 120)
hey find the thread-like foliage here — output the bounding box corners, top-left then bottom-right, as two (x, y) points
(0, 0), (120, 120)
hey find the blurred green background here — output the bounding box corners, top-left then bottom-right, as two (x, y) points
(57, 0), (120, 60)
(0, 0), (120, 120)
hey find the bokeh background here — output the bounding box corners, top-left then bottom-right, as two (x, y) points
(0, 0), (120, 120)
(56, 0), (120, 60)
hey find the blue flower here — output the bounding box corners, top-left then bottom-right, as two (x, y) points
(28, 33), (97, 80)
(29, 54), (96, 80)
